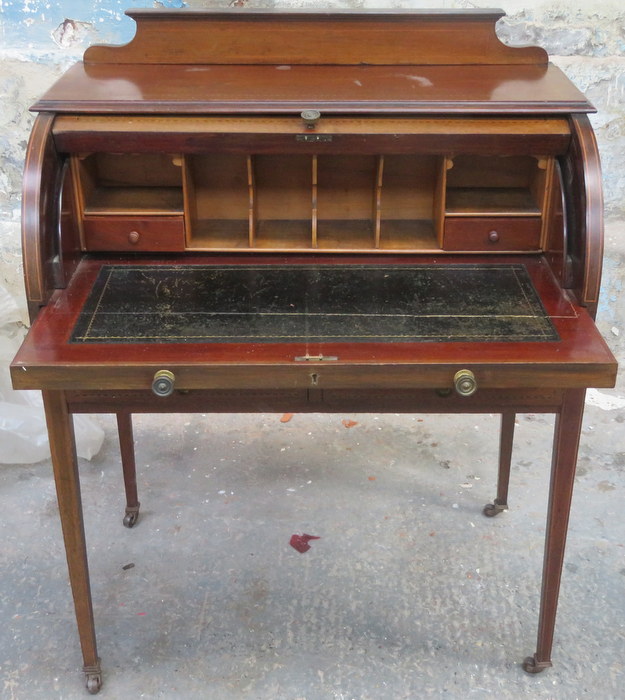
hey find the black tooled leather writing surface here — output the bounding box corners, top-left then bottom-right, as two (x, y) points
(70, 264), (558, 344)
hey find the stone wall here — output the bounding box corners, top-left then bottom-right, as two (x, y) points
(1, 1), (623, 329)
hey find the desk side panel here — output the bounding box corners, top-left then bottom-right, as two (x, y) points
(21, 114), (82, 322)
(21, 114), (60, 321)
(560, 114), (604, 318)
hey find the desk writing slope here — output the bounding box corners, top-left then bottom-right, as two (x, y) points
(10, 8), (617, 694)
(70, 263), (558, 344)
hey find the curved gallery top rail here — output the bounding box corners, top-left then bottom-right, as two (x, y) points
(83, 8), (548, 67)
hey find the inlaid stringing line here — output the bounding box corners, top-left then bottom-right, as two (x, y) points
(75, 331), (552, 341)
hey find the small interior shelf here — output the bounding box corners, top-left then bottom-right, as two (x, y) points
(444, 154), (545, 217)
(77, 153), (184, 215)
(84, 187), (184, 215)
(446, 188), (541, 216)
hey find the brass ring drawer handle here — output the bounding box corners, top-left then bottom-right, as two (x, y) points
(152, 369), (175, 397)
(454, 369), (477, 397)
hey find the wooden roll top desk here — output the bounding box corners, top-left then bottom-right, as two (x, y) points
(10, 9), (618, 693)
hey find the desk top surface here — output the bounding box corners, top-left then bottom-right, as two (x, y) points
(33, 63), (591, 115)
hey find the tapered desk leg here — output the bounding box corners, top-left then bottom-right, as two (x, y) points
(116, 412), (140, 528)
(523, 388), (586, 673)
(484, 412), (515, 517)
(42, 390), (102, 694)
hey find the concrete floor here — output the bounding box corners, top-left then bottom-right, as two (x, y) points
(1, 399), (625, 699)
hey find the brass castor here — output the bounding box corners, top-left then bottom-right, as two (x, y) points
(84, 661), (102, 694)
(86, 675), (102, 694)
(123, 512), (138, 528)
(483, 499), (508, 517)
(123, 504), (140, 528)
(522, 655), (552, 674)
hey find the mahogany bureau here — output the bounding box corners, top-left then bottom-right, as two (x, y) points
(10, 9), (617, 693)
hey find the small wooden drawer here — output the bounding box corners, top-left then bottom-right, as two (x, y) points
(443, 217), (541, 252)
(83, 216), (185, 252)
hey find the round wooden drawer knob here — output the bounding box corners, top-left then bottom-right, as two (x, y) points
(128, 230), (141, 245)
(488, 230), (500, 243)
